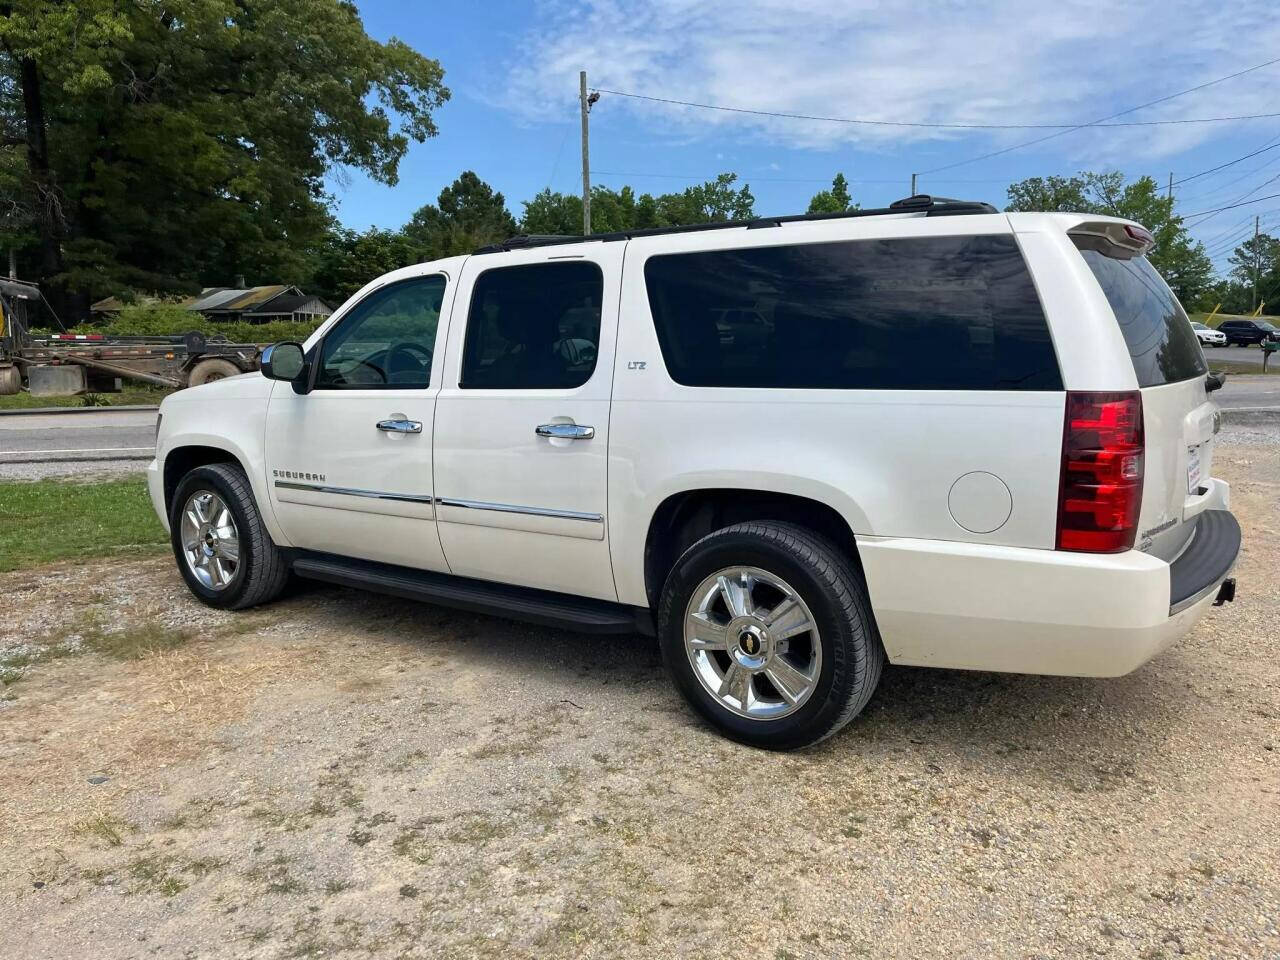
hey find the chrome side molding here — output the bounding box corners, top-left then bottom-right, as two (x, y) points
(273, 480), (434, 505)
(435, 497), (604, 523)
(272, 481), (602, 524)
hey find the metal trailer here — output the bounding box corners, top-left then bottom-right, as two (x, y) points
(0, 278), (262, 397)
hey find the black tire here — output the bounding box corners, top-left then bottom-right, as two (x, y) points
(169, 463), (289, 610)
(657, 521), (884, 750)
(187, 358), (241, 386)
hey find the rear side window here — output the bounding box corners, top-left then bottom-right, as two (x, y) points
(1073, 241), (1206, 387)
(643, 235), (1061, 390)
(460, 261), (603, 389)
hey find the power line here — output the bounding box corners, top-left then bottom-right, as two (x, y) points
(1172, 140), (1280, 187)
(918, 54), (1280, 175)
(1176, 148), (1280, 204)
(594, 89), (1280, 130)
(1185, 192), (1280, 219)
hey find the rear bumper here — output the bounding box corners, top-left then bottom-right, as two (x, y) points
(859, 480), (1239, 678)
(1169, 509), (1240, 614)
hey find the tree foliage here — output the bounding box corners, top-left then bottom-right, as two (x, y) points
(807, 173), (855, 214)
(1, 0), (449, 314)
(1005, 172), (1214, 306)
(403, 171), (517, 259)
(520, 174), (755, 236)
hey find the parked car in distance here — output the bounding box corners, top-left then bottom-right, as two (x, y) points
(1191, 321), (1226, 347)
(1217, 317), (1280, 346)
(148, 196), (1241, 749)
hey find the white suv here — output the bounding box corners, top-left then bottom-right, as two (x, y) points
(149, 195), (1240, 749)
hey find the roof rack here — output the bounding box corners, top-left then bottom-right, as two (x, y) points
(473, 194), (997, 254)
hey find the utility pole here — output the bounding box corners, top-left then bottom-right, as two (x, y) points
(580, 71), (591, 236)
(911, 173), (917, 196)
(1253, 215), (1261, 312)
(7, 249), (14, 279)
(1167, 172), (1173, 200)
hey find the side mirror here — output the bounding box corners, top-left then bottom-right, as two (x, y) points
(1205, 371), (1226, 393)
(261, 342), (309, 393)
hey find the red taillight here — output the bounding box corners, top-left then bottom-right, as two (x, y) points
(1056, 391), (1144, 553)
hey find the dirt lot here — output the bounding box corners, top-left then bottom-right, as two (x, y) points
(2, 441), (1278, 960)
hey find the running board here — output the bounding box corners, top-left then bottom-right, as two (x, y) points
(290, 553), (645, 635)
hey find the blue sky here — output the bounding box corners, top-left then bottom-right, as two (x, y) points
(333, 0), (1280, 275)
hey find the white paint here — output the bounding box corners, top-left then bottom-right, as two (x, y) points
(149, 209), (1234, 680)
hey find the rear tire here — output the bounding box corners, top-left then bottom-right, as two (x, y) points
(170, 463), (289, 610)
(657, 521), (884, 750)
(187, 358), (241, 386)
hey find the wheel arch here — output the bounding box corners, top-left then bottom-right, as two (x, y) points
(641, 486), (864, 611)
(162, 444), (246, 515)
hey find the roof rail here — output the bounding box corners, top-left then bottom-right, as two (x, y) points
(472, 194), (997, 254)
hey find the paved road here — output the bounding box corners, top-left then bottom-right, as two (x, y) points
(1215, 373), (1280, 409)
(0, 408), (156, 478)
(1206, 344), (1276, 369)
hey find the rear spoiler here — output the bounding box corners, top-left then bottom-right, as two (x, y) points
(1067, 221), (1155, 260)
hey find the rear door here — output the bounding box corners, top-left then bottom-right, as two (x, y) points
(1072, 239), (1214, 560)
(431, 245), (623, 600)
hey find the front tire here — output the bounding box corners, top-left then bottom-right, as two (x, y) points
(657, 522), (884, 749)
(169, 463), (289, 610)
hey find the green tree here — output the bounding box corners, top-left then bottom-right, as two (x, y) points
(1004, 174), (1092, 213)
(1, 0), (449, 318)
(1005, 171), (1214, 306)
(403, 171), (517, 258)
(655, 173), (755, 225)
(520, 179), (744, 236)
(309, 226), (424, 306)
(520, 188), (583, 235)
(1226, 232), (1280, 311)
(807, 173), (856, 214)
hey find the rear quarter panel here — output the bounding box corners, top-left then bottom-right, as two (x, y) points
(608, 216), (1068, 607)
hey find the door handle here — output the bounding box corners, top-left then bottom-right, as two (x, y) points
(536, 423), (595, 440)
(376, 419), (423, 434)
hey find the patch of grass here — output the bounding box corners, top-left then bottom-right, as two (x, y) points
(87, 621), (193, 660)
(76, 814), (132, 847)
(0, 384), (172, 410)
(127, 854), (188, 897)
(0, 477), (167, 572)
(247, 852), (305, 895)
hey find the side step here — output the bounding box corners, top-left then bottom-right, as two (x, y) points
(290, 553), (645, 635)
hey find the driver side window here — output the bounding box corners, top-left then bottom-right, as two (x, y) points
(315, 275), (446, 390)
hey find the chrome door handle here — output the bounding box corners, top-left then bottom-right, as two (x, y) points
(376, 419), (423, 434)
(536, 422), (595, 440)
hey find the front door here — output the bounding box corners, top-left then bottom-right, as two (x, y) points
(264, 271), (453, 571)
(432, 246), (622, 600)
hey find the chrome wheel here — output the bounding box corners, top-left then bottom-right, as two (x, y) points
(683, 566), (822, 720)
(179, 490), (240, 591)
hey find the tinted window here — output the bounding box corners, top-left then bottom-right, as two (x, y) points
(315, 276), (445, 389)
(643, 235), (1061, 390)
(1073, 242), (1206, 387)
(461, 261), (603, 389)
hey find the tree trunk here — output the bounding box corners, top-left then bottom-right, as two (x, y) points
(18, 53), (67, 298)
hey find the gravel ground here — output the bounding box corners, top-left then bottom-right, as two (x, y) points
(0, 458), (150, 481)
(1, 441), (1277, 960)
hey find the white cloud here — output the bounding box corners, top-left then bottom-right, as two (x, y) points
(499, 0), (1280, 169)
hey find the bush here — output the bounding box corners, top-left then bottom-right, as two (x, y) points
(45, 303), (325, 345)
